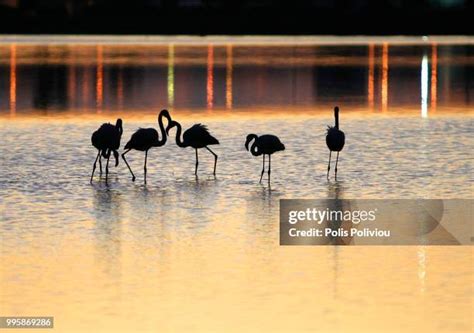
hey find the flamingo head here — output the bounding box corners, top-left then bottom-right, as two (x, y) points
(166, 120), (179, 135)
(160, 109), (171, 121)
(245, 134), (258, 151)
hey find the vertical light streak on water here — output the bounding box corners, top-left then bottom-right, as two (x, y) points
(431, 44), (438, 111)
(368, 44), (375, 110)
(96, 45), (103, 113)
(421, 54), (429, 118)
(9, 44), (16, 116)
(82, 52), (90, 109)
(207, 44), (214, 110)
(226, 44), (233, 110)
(117, 66), (124, 110)
(167, 44), (175, 108)
(418, 247), (426, 293)
(68, 48), (76, 107)
(68, 66), (76, 105)
(381, 43), (389, 112)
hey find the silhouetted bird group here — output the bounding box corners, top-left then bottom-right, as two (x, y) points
(91, 106), (345, 184)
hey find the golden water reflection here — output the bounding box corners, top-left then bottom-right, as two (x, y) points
(1, 39), (473, 333)
(368, 44), (375, 110)
(381, 43), (389, 112)
(226, 44), (233, 109)
(96, 45), (103, 112)
(207, 44), (214, 110)
(431, 44), (438, 110)
(9, 44), (16, 115)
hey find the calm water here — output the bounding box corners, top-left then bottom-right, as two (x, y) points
(0, 37), (473, 332)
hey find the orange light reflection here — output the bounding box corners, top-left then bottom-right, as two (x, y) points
(96, 45), (103, 113)
(368, 44), (375, 111)
(431, 44), (437, 111)
(9, 44), (16, 116)
(381, 43), (389, 112)
(207, 45), (214, 110)
(117, 66), (124, 110)
(82, 67), (90, 108)
(226, 44), (233, 110)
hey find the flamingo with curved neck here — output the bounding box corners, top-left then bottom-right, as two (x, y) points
(121, 109), (172, 183)
(245, 133), (285, 184)
(167, 120), (220, 176)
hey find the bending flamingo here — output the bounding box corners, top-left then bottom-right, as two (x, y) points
(326, 106), (345, 179)
(166, 121), (219, 176)
(122, 109), (172, 184)
(245, 134), (285, 184)
(91, 118), (123, 183)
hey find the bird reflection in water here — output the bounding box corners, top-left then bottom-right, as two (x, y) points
(324, 181), (354, 245)
(92, 187), (123, 279)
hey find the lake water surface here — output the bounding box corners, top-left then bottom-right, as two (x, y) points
(0, 37), (473, 332)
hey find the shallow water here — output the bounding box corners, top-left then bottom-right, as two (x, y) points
(0, 39), (473, 332)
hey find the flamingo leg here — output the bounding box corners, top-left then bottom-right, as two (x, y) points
(99, 152), (103, 175)
(105, 149), (111, 184)
(327, 151), (332, 179)
(335, 152), (340, 180)
(259, 154), (265, 184)
(205, 147), (218, 175)
(122, 149), (136, 182)
(268, 154), (271, 184)
(195, 149), (199, 176)
(144, 150), (148, 184)
(90, 150), (101, 183)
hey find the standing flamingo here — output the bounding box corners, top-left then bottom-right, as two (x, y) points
(166, 120), (219, 176)
(245, 134), (285, 184)
(121, 109), (172, 184)
(91, 118), (123, 183)
(326, 106), (345, 179)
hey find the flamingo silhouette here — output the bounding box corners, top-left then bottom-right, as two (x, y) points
(91, 118), (123, 183)
(326, 106), (345, 179)
(245, 134), (285, 184)
(166, 120), (219, 176)
(121, 109), (172, 184)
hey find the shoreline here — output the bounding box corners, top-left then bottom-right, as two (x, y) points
(0, 35), (473, 46)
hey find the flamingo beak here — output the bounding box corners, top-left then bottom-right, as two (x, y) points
(166, 122), (174, 135)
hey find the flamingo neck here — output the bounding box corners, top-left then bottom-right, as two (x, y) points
(115, 120), (123, 136)
(173, 122), (186, 147)
(251, 141), (261, 156)
(245, 134), (260, 156)
(335, 110), (339, 129)
(154, 113), (168, 147)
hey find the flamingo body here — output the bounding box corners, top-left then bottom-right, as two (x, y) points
(246, 134), (285, 156)
(326, 106), (345, 179)
(326, 127), (345, 152)
(125, 128), (160, 151)
(182, 124), (220, 148)
(167, 121), (220, 175)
